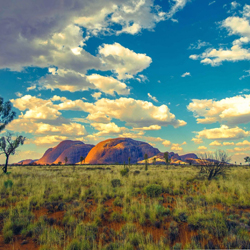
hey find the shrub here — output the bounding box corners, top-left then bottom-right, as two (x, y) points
(111, 179), (121, 188)
(144, 184), (162, 197)
(120, 168), (129, 177)
(169, 221), (179, 243)
(3, 229), (13, 243)
(4, 180), (13, 189)
(110, 212), (123, 222)
(173, 243), (182, 250)
(113, 197), (123, 207)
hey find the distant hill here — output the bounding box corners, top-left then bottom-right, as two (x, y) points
(15, 138), (201, 166)
(35, 140), (94, 165)
(16, 159), (38, 165)
(137, 152), (198, 165)
(85, 138), (160, 164)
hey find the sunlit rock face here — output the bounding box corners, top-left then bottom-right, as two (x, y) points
(54, 143), (94, 164)
(85, 138), (160, 164)
(36, 140), (94, 165)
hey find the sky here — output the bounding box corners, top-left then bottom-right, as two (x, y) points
(1, 0), (250, 164)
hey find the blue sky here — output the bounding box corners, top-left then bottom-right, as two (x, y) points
(1, 0), (250, 164)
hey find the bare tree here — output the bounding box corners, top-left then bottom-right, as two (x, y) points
(198, 150), (231, 180)
(0, 132), (25, 173)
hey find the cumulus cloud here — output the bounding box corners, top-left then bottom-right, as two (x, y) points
(0, 0), (168, 71)
(209, 140), (222, 146)
(148, 93), (158, 102)
(192, 138), (203, 144)
(187, 95), (250, 125)
(162, 140), (171, 147)
(91, 122), (127, 136)
(190, 4), (250, 66)
(91, 92), (102, 100)
(198, 146), (207, 150)
(133, 125), (161, 131)
(194, 125), (249, 140)
(236, 140), (250, 146)
(223, 142), (235, 145)
(171, 143), (183, 151)
(99, 43), (152, 79)
(58, 97), (187, 128)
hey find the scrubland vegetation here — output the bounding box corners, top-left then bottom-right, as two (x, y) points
(0, 164), (250, 249)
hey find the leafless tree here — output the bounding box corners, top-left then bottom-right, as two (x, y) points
(198, 150), (231, 180)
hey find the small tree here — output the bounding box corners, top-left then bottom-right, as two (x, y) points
(0, 132), (25, 173)
(198, 150), (231, 180)
(0, 97), (16, 132)
(153, 157), (156, 166)
(128, 157), (131, 167)
(144, 153), (148, 171)
(244, 156), (250, 165)
(65, 156), (68, 165)
(80, 156), (84, 165)
(164, 152), (169, 169)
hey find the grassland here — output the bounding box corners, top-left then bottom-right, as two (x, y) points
(0, 164), (250, 249)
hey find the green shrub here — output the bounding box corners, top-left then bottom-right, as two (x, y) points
(111, 179), (121, 188)
(110, 212), (123, 222)
(4, 180), (13, 189)
(144, 184), (162, 197)
(113, 197), (123, 207)
(66, 239), (91, 250)
(3, 229), (13, 243)
(173, 243), (182, 250)
(120, 168), (129, 177)
(169, 221), (179, 243)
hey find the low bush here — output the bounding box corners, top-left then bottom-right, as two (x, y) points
(144, 184), (162, 197)
(111, 179), (121, 188)
(120, 168), (129, 177)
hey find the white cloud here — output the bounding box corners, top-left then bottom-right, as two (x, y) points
(15, 92), (22, 97)
(181, 72), (191, 77)
(87, 74), (130, 95)
(236, 140), (250, 146)
(231, 1), (241, 10)
(190, 4), (250, 66)
(195, 125), (249, 140)
(198, 146), (207, 150)
(223, 142), (235, 145)
(240, 70), (250, 80)
(91, 92), (102, 100)
(0, 0), (168, 71)
(162, 140), (171, 147)
(167, 0), (190, 19)
(91, 122), (127, 136)
(188, 40), (210, 50)
(209, 140), (222, 146)
(133, 125), (161, 131)
(148, 93), (158, 102)
(187, 95), (250, 125)
(171, 143), (183, 151)
(192, 138), (203, 144)
(208, 1), (216, 6)
(98, 42), (152, 79)
(58, 97), (187, 128)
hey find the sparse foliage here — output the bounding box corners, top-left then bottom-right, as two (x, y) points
(164, 152), (169, 169)
(0, 97), (16, 132)
(198, 150), (231, 180)
(144, 153), (148, 171)
(0, 132), (25, 173)
(80, 156), (85, 165)
(153, 157), (156, 165)
(244, 156), (250, 165)
(65, 156), (68, 165)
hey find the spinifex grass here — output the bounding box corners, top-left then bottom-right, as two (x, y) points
(0, 164), (249, 249)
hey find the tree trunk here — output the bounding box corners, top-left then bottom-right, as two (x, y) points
(3, 155), (9, 173)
